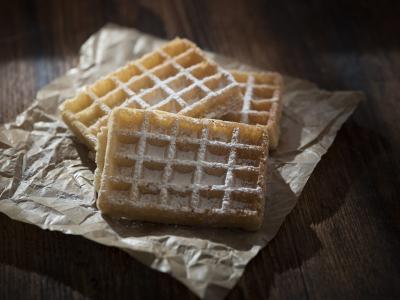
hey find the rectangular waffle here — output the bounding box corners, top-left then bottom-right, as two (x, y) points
(96, 108), (269, 230)
(60, 38), (242, 151)
(221, 70), (283, 149)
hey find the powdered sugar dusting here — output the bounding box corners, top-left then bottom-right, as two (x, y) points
(98, 109), (269, 229)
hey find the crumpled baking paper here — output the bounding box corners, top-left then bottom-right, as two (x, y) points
(0, 24), (363, 299)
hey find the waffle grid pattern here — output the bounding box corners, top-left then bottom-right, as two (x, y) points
(98, 109), (268, 230)
(222, 70), (283, 148)
(61, 38), (241, 150)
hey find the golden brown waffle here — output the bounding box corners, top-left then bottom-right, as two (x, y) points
(60, 38), (242, 151)
(221, 70), (283, 149)
(96, 108), (269, 230)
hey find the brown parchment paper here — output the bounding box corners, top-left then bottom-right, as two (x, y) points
(0, 24), (363, 299)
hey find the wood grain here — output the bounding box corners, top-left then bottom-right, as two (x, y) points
(1, 0), (399, 299)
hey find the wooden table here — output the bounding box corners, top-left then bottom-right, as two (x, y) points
(1, 1), (399, 299)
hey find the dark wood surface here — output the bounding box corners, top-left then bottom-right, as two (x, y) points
(1, 1), (400, 299)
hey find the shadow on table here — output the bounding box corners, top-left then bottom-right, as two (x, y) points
(0, 1), (167, 61)
(227, 118), (389, 298)
(0, 213), (198, 300)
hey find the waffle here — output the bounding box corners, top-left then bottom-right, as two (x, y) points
(221, 70), (283, 149)
(60, 38), (242, 151)
(96, 108), (269, 230)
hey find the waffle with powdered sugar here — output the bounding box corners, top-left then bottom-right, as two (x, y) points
(96, 108), (269, 230)
(60, 38), (242, 151)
